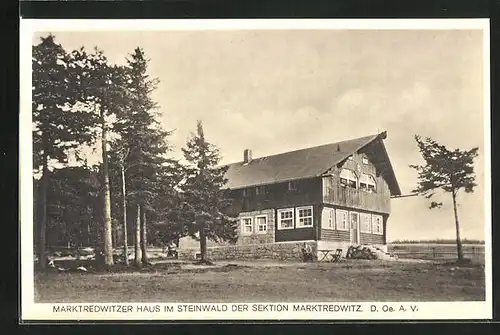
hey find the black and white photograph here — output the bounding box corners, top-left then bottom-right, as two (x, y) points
(20, 19), (491, 321)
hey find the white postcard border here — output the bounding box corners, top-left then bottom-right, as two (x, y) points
(20, 18), (492, 321)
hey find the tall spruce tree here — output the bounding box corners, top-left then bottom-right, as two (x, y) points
(181, 121), (238, 263)
(32, 35), (94, 268)
(67, 47), (129, 265)
(112, 48), (174, 266)
(410, 135), (479, 261)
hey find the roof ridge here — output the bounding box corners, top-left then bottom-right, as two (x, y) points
(224, 133), (380, 166)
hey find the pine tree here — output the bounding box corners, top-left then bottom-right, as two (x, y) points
(410, 135), (479, 262)
(108, 147), (131, 265)
(181, 121), (238, 263)
(32, 35), (94, 268)
(67, 47), (129, 266)
(112, 48), (175, 266)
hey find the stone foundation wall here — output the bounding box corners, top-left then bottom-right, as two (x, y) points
(179, 240), (317, 262)
(237, 209), (275, 245)
(178, 240), (388, 262)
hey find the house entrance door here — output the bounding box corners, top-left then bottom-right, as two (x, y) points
(349, 212), (360, 244)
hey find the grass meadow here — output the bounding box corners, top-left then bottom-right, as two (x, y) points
(34, 258), (485, 303)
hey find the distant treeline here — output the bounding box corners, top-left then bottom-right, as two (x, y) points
(390, 239), (485, 245)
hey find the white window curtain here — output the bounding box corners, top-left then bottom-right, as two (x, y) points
(340, 168), (358, 181)
(360, 213), (372, 233)
(321, 208), (335, 230)
(340, 169), (358, 188)
(372, 215), (383, 235)
(335, 210), (349, 231)
(360, 173), (376, 192)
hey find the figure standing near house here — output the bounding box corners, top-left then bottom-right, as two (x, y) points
(301, 243), (314, 262)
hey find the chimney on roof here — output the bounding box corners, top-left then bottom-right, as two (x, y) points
(379, 131), (387, 139)
(243, 149), (253, 163)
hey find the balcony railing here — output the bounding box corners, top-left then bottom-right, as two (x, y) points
(323, 185), (390, 213)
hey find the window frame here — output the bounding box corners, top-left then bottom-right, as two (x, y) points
(359, 173), (377, 193)
(335, 209), (349, 231)
(255, 215), (268, 234)
(277, 208), (295, 230)
(322, 208), (335, 230)
(340, 168), (358, 189)
(359, 212), (372, 233)
(296, 206), (314, 228)
(362, 156), (369, 165)
(287, 180), (298, 192)
(255, 185), (267, 196)
(242, 188), (250, 197)
(240, 217), (254, 235)
(372, 214), (384, 235)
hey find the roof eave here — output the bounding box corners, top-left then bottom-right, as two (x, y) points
(376, 136), (402, 196)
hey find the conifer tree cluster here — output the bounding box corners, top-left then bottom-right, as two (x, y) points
(32, 35), (237, 268)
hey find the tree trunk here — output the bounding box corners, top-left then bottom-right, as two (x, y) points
(121, 165), (129, 266)
(140, 206), (148, 264)
(37, 150), (49, 270)
(199, 221), (207, 262)
(134, 204), (142, 267)
(101, 114), (114, 266)
(451, 189), (464, 261)
(87, 220), (91, 246)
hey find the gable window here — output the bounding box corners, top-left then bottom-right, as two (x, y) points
(287, 181), (298, 191)
(241, 217), (253, 235)
(277, 208), (294, 230)
(359, 174), (376, 193)
(335, 209), (349, 231)
(296, 206), (313, 228)
(372, 214), (383, 235)
(256, 185), (267, 195)
(321, 208), (335, 230)
(340, 169), (358, 188)
(256, 215), (267, 233)
(360, 213), (372, 233)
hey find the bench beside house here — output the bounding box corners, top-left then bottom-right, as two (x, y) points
(178, 132), (401, 261)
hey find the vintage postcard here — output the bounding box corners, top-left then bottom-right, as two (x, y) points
(20, 19), (492, 321)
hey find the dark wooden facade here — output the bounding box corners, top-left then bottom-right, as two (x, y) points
(226, 135), (398, 246)
(228, 177), (323, 214)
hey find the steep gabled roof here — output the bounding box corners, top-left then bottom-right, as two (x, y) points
(224, 132), (401, 196)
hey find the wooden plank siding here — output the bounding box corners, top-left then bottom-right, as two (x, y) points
(275, 204), (321, 242)
(322, 150), (392, 214)
(225, 148), (394, 246)
(227, 178), (323, 214)
(360, 232), (384, 245)
(320, 229), (350, 242)
(322, 183), (390, 214)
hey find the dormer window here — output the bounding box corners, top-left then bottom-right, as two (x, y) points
(242, 188), (250, 197)
(359, 173), (376, 193)
(288, 181), (298, 191)
(339, 169), (357, 189)
(256, 185), (267, 195)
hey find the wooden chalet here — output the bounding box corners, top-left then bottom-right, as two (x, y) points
(178, 131), (401, 261)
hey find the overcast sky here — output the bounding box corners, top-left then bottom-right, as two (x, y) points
(32, 28), (487, 241)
